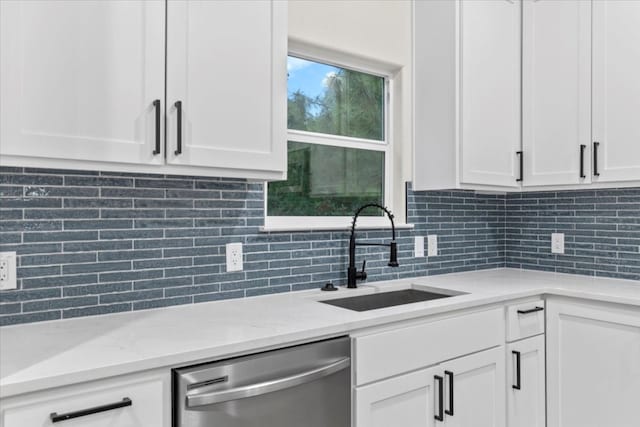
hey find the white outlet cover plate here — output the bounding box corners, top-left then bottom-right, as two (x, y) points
(226, 242), (243, 272)
(427, 235), (438, 257)
(551, 233), (565, 254)
(0, 251), (17, 290)
(415, 236), (425, 257)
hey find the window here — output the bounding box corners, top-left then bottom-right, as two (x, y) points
(265, 55), (392, 229)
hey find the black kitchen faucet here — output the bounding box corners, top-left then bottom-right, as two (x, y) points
(347, 203), (399, 288)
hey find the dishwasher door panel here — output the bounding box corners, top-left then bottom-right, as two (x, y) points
(179, 369), (348, 427)
(173, 336), (350, 427)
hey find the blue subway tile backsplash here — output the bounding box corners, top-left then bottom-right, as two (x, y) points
(505, 188), (640, 280)
(0, 166), (638, 326)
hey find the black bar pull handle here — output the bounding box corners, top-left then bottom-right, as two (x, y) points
(153, 100), (161, 155)
(174, 100), (183, 156)
(516, 151), (524, 182)
(512, 351), (521, 390)
(50, 397), (132, 423)
(517, 306), (544, 315)
(444, 370), (454, 416)
(434, 375), (444, 421)
(580, 144), (586, 178)
(593, 141), (600, 176)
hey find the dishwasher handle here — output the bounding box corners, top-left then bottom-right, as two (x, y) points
(186, 357), (351, 408)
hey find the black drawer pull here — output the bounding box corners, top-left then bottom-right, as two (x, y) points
(153, 100), (161, 155)
(174, 100), (183, 156)
(516, 151), (523, 182)
(444, 370), (454, 416)
(593, 141), (600, 176)
(434, 375), (444, 422)
(517, 306), (544, 315)
(580, 144), (586, 178)
(50, 397), (132, 423)
(512, 351), (521, 390)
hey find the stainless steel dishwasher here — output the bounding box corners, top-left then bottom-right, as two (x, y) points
(173, 336), (350, 427)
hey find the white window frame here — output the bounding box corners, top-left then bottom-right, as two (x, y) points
(263, 45), (395, 231)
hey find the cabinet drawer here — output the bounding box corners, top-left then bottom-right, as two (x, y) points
(353, 308), (504, 385)
(506, 299), (545, 342)
(1, 370), (170, 427)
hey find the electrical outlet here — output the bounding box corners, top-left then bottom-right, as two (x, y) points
(225, 242), (243, 272)
(551, 233), (565, 254)
(0, 252), (17, 290)
(415, 236), (425, 257)
(427, 235), (438, 257)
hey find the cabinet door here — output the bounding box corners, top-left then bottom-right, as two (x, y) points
(506, 335), (545, 427)
(441, 346), (506, 427)
(166, 0), (287, 180)
(1, 370), (170, 427)
(354, 367), (439, 427)
(592, 0), (640, 183)
(0, 0), (165, 165)
(547, 299), (640, 427)
(522, 0), (591, 186)
(459, 0), (521, 188)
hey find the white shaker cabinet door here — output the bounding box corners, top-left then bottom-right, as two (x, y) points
(1, 370), (170, 427)
(459, 0), (521, 189)
(441, 346), (506, 427)
(0, 0), (165, 165)
(354, 366), (439, 427)
(547, 299), (640, 427)
(521, 0), (591, 186)
(506, 335), (545, 427)
(166, 0), (287, 181)
(592, 0), (640, 184)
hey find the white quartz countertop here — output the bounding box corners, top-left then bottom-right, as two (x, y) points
(1, 268), (639, 398)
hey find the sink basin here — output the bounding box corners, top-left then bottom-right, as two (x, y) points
(319, 288), (461, 312)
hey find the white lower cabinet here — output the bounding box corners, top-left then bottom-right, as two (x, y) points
(353, 307), (507, 427)
(0, 370), (170, 427)
(506, 335), (545, 427)
(547, 298), (640, 427)
(440, 347), (506, 427)
(354, 347), (505, 427)
(353, 308), (506, 427)
(354, 366), (440, 427)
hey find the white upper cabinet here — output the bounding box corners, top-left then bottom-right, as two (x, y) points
(414, 0), (640, 192)
(521, 0), (591, 186)
(0, 0), (166, 165)
(166, 0), (287, 180)
(592, 0), (640, 183)
(413, 0), (521, 191)
(0, 0), (287, 180)
(459, 0), (521, 189)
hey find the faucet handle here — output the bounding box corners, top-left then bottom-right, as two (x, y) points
(358, 260), (367, 280)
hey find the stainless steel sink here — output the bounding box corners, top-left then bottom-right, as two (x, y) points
(319, 288), (463, 312)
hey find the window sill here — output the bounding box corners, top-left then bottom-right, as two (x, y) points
(259, 223), (414, 233)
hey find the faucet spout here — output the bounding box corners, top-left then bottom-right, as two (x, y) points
(347, 204), (399, 289)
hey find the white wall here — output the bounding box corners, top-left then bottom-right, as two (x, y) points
(289, 0), (411, 65)
(288, 0), (413, 221)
